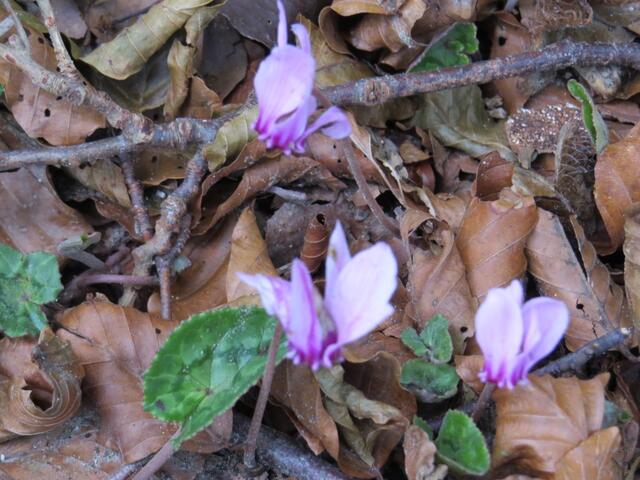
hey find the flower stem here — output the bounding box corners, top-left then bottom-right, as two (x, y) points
(471, 383), (496, 424)
(130, 430), (179, 480)
(243, 323), (283, 471)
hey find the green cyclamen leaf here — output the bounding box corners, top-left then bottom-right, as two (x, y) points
(567, 79), (608, 154)
(413, 415), (433, 439)
(420, 314), (453, 364)
(409, 23), (479, 73)
(143, 306), (287, 447)
(435, 410), (490, 476)
(400, 359), (459, 403)
(400, 327), (428, 357)
(0, 244), (62, 337)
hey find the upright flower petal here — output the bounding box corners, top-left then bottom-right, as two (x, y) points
(237, 273), (291, 327)
(516, 297), (569, 375)
(291, 23), (311, 54)
(475, 286), (524, 388)
(276, 0), (287, 47)
(324, 242), (397, 347)
(286, 259), (326, 369)
(324, 221), (351, 305)
(267, 96), (317, 154)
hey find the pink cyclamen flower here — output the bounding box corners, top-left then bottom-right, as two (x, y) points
(475, 280), (569, 389)
(253, 0), (351, 155)
(239, 222), (397, 370)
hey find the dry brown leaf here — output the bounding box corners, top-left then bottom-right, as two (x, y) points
(0, 166), (93, 260)
(0, 329), (84, 442)
(456, 190), (538, 300)
(403, 425), (439, 480)
(164, 40), (195, 120)
(526, 209), (630, 350)
(406, 227), (476, 354)
(271, 361), (340, 458)
(454, 354), (484, 394)
(553, 427), (621, 480)
(346, 0), (426, 53)
(57, 302), (229, 463)
(492, 374), (608, 475)
(489, 13), (535, 113)
(594, 123), (640, 254)
(0, 33), (105, 145)
(624, 204), (640, 343)
(64, 159), (132, 208)
(134, 151), (189, 186)
(179, 76), (222, 119)
(226, 208), (278, 303)
(330, 0), (403, 16)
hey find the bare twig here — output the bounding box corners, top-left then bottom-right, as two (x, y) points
(471, 383), (496, 424)
(130, 431), (180, 480)
(3, 42), (640, 169)
(243, 323), (283, 471)
(534, 327), (633, 376)
(78, 274), (158, 287)
(119, 155), (153, 241)
(36, 0), (77, 77)
(341, 139), (400, 236)
(121, 150), (207, 306)
(155, 214), (192, 319)
(1, 0), (30, 54)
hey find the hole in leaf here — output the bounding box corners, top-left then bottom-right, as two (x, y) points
(316, 213), (326, 225)
(498, 36), (506, 46)
(151, 156), (158, 163)
(155, 328), (161, 334)
(18, 94), (24, 101)
(37, 37), (44, 44)
(56, 96), (62, 101)
(460, 326), (468, 333)
(44, 108), (51, 117)
(576, 302), (584, 310)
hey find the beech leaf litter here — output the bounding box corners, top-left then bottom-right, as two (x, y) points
(1, 0), (640, 479)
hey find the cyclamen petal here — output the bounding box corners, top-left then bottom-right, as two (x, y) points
(253, 0), (350, 154)
(475, 280), (569, 389)
(239, 222), (397, 370)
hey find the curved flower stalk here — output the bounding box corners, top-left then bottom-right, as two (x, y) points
(253, 0), (351, 155)
(475, 280), (569, 389)
(239, 222), (397, 370)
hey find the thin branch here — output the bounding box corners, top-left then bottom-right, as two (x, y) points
(534, 327), (632, 377)
(1, 0), (30, 55)
(78, 274), (158, 287)
(471, 383), (496, 424)
(324, 41), (640, 106)
(155, 214), (192, 319)
(130, 431), (180, 480)
(341, 139), (400, 236)
(121, 150), (207, 306)
(243, 323), (283, 471)
(3, 42), (640, 169)
(119, 154), (153, 241)
(36, 0), (76, 77)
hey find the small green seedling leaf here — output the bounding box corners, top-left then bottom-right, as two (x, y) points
(400, 327), (428, 357)
(567, 79), (608, 154)
(420, 314), (453, 364)
(435, 410), (490, 476)
(143, 306), (286, 447)
(400, 359), (459, 403)
(409, 22), (479, 73)
(413, 415), (433, 439)
(0, 244), (62, 337)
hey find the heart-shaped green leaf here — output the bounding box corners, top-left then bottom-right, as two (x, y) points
(143, 306), (286, 446)
(409, 22), (479, 73)
(400, 327), (427, 357)
(400, 359), (459, 403)
(0, 244), (62, 337)
(420, 314), (453, 364)
(567, 79), (608, 154)
(435, 410), (489, 476)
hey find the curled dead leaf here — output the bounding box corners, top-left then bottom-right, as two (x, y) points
(457, 190), (538, 300)
(454, 354), (484, 395)
(526, 209), (630, 350)
(300, 213), (330, 273)
(624, 204), (640, 343)
(0, 328), (84, 441)
(403, 425), (440, 480)
(492, 373), (608, 476)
